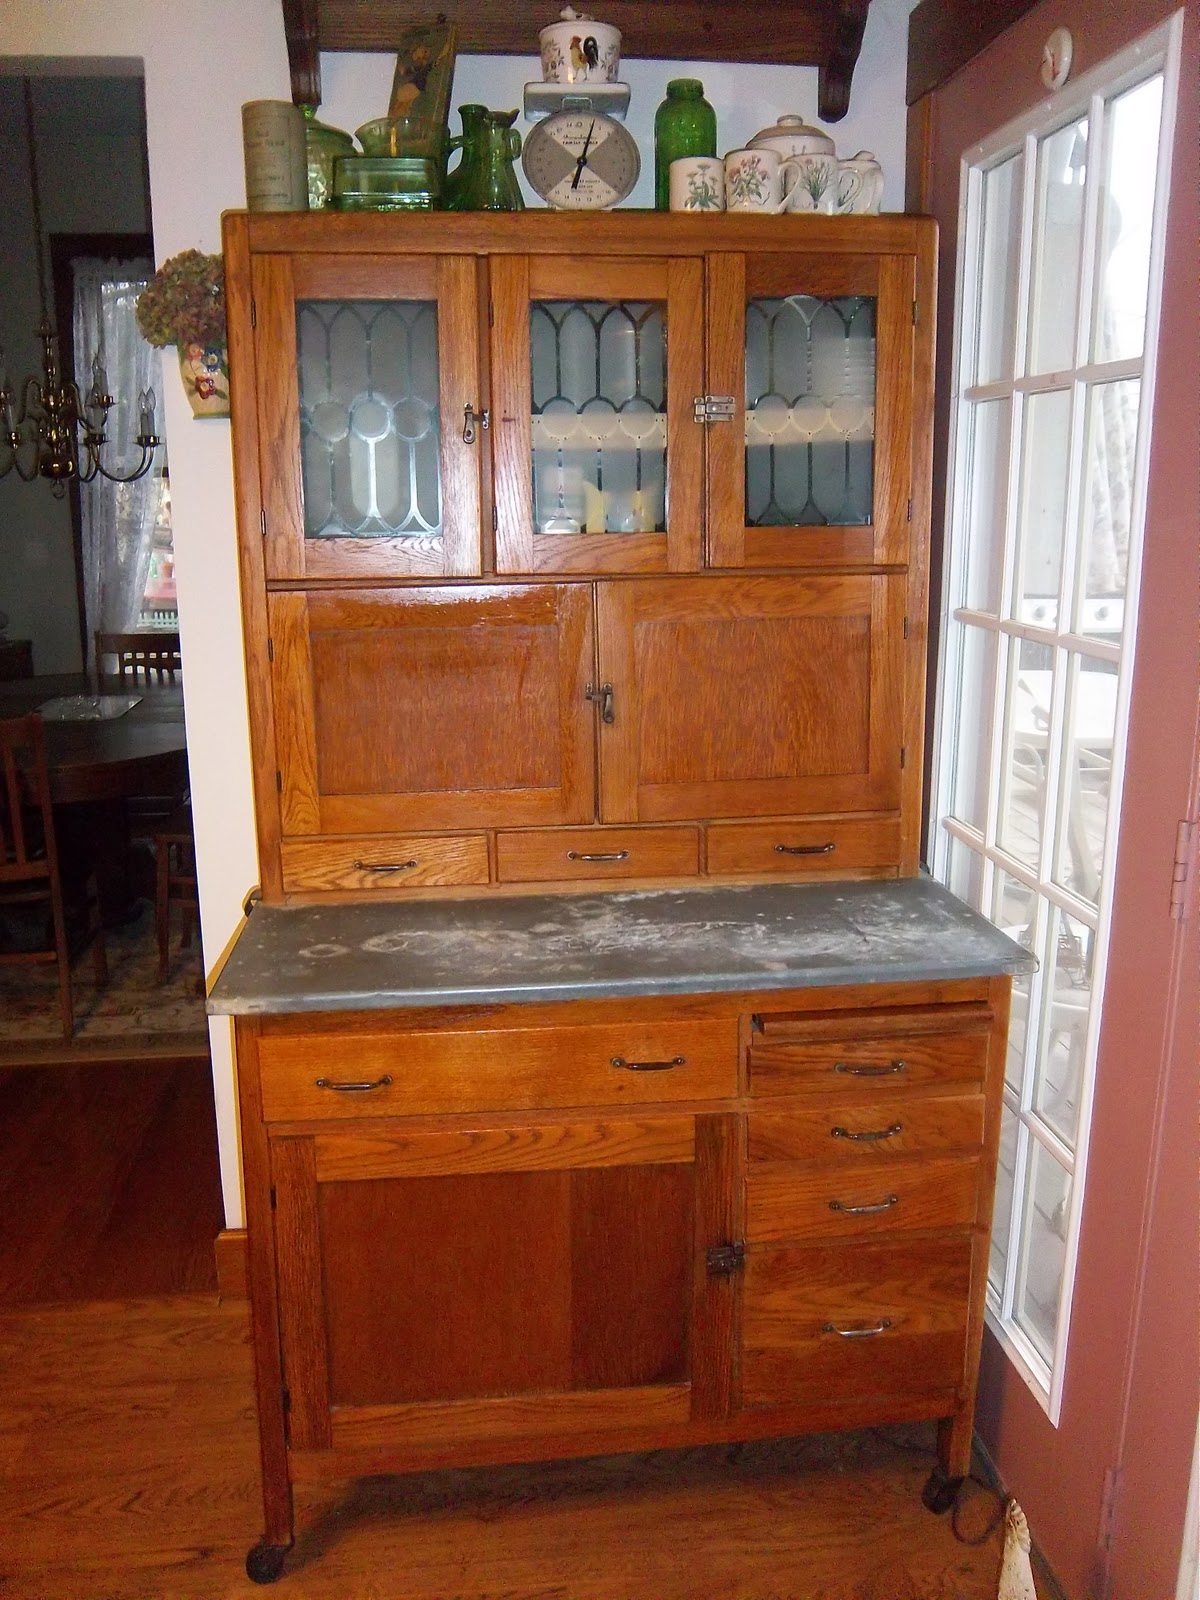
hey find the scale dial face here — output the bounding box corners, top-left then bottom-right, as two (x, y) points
(522, 111), (640, 210)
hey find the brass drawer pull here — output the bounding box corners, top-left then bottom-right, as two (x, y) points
(353, 859), (418, 874)
(834, 1059), (907, 1077)
(774, 841), (835, 855)
(829, 1194), (899, 1216)
(823, 1319), (893, 1338)
(611, 1054), (685, 1072)
(567, 849), (630, 863)
(314, 1074), (394, 1093)
(832, 1122), (903, 1142)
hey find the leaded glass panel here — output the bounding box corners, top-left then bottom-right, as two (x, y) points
(529, 300), (667, 536)
(744, 295), (875, 527)
(297, 299), (442, 539)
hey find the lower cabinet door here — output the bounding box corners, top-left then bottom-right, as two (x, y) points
(739, 1235), (974, 1408)
(269, 1113), (738, 1457)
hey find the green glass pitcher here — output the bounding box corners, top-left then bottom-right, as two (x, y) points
(453, 108), (524, 212)
(444, 103), (488, 211)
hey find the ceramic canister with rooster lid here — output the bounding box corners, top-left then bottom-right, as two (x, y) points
(539, 7), (622, 84)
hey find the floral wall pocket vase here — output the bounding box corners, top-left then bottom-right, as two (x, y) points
(179, 343), (230, 417)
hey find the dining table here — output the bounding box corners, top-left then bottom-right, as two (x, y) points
(0, 672), (189, 922)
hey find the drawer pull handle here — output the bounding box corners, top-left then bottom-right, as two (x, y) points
(567, 850), (630, 863)
(353, 859), (418, 874)
(834, 1059), (907, 1077)
(314, 1074), (394, 1093)
(611, 1054), (685, 1072)
(774, 841), (835, 856)
(823, 1319), (893, 1339)
(829, 1194), (899, 1216)
(832, 1122), (903, 1142)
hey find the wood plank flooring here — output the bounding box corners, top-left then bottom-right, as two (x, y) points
(0, 1294), (1019, 1600)
(0, 1058), (225, 1305)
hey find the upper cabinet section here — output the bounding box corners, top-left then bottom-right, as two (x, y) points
(250, 252), (484, 580)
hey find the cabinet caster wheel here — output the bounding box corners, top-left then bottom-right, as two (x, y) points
(246, 1541), (290, 1584)
(922, 1467), (965, 1515)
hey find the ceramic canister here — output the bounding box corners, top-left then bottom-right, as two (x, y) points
(242, 100), (308, 211)
(539, 7), (621, 84)
(748, 114), (838, 212)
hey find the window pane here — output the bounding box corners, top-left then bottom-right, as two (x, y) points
(948, 625), (999, 830)
(1034, 906), (1094, 1150)
(962, 399), (1011, 612)
(989, 1104), (1021, 1294)
(945, 833), (985, 908)
(991, 868), (1038, 1094)
(1094, 76), (1163, 362)
(1016, 389), (1072, 625)
(531, 300), (667, 535)
(1055, 656), (1118, 903)
(1028, 118), (1088, 375)
(1077, 379), (1140, 642)
(997, 639), (1051, 870)
(975, 153), (1024, 385)
(1015, 1139), (1073, 1363)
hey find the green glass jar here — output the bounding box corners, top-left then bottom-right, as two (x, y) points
(444, 104), (489, 212)
(653, 79), (716, 211)
(302, 104), (355, 211)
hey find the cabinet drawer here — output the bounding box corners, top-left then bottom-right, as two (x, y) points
(745, 1156), (980, 1243)
(749, 1016), (991, 1097)
(748, 1094), (985, 1164)
(280, 834), (490, 893)
(257, 1018), (739, 1121)
(706, 817), (900, 876)
(496, 827), (699, 883)
(741, 1236), (972, 1406)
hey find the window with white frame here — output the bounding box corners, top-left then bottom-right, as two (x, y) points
(930, 16), (1181, 1419)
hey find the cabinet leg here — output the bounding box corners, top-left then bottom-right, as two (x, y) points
(922, 1464), (965, 1515)
(923, 1412), (972, 1514)
(246, 1540), (292, 1584)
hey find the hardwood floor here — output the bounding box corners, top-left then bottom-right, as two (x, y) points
(0, 1294), (1022, 1600)
(0, 1057), (225, 1305)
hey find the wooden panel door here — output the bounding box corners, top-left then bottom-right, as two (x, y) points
(269, 584), (595, 834)
(706, 250), (921, 570)
(269, 1112), (738, 1459)
(491, 254), (704, 576)
(596, 576), (905, 823)
(253, 252), (483, 580)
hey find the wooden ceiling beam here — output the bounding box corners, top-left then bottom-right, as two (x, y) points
(906, 0), (1043, 105)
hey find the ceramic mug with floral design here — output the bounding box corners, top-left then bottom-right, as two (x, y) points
(723, 148), (801, 213)
(669, 155), (725, 211)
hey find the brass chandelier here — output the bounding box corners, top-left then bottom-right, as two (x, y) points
(0, 78), (160, 498)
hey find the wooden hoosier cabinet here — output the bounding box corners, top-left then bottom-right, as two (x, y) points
(213, 210), (1030, 1584)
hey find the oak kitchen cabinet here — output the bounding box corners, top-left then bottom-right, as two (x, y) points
(224, 212), (935, 902)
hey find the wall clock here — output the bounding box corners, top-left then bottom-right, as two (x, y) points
(522, 111), (640, 210)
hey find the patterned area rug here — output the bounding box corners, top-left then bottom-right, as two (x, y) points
(0, 900), (208, 1058)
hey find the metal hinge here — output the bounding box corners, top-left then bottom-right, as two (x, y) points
(1170, 819), (1198, 921)
(1095, 1464), (1122, 1587)
(907, 497), (913, 521)
(900, 745), (908, 768)
(260, 508), (267, 540)
(276, 771), (283, 793)
(269, 1184), (277, 1210)
(488, 302), (495, 327)
(267, 638), (274, 663)
(281, 1386), (290, 1415)
(491, 504), (498, 532)
(693, 394), (736, 423)
(706, 1242), (746, 1278)
(250, 298), (257, 330)
(903, 616), (910, 640)
(912, 299), (918, 325)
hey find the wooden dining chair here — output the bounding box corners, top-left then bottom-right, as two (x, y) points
(95, 630), (182, 684)
(154, 799), (199, 983)
(0, 715), (108, 1040)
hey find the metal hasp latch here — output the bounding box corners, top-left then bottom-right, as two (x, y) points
(586, 682), (615, 724)
(462, 404), (489, 444)
(693, 394), (736, 423)
(706, 1241), (746, 1278)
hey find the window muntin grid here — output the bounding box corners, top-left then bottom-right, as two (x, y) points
(930, 22), (1177, 1418)
(296, 299), (442, 540)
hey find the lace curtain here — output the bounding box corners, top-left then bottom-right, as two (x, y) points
(71, 258), (165, 667)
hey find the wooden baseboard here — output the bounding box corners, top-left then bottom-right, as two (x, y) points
(214, 1228), (248, 1301)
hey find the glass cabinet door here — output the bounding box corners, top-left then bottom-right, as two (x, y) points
(253, 254), (483, 580)
(706, 253), (916, 569)
(491, 257), (703, 575)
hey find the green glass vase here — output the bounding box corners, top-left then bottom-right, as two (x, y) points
(654, 79), (716, 211)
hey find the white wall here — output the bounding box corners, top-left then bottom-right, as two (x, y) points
(5, 0), (915, 1228)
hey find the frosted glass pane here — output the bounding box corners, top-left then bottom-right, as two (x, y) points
(975, 154), (1024, 385)
(1077, 380), (1139, 642)
(1033, 906), (1094, 1150)
(745, 295), (875, 527)
(989, 1105), (1020, 1293)
(948, 625), (998, 830)
(1016, 389), (1072, 625)
(297, 300), (442, 540)
(1094, 76), (1163, 363)
(962, 399), (1011, 612)
(1054, 656), (1117, 905)
(997, 638), (1051, 871)
(1028, 118), (1088, 375)
(1016, 1139), (1072, 1363)
(530, 301), (666, 535)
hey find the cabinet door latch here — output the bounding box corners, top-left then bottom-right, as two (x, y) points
(706, 1241), (746, 1278)
(586, 682), (615, 724)
(693, 394), (736, 423)
(462, 403), (490, 444)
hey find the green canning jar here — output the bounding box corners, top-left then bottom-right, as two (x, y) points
(653, 79), (716, 211)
